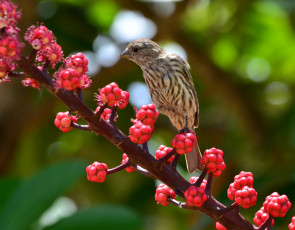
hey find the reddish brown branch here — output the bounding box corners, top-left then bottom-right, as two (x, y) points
(16, 55), (256, 230)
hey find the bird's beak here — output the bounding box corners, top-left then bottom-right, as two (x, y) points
(120, 48), (130, 58)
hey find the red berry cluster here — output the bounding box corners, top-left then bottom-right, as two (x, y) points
(234, 186), (257, 209)
(96, 82), (129, 108)
(129, 121), (153, 144)
(54, 111), (78, 132)
(0, 1), (23, 83)
(37, 43), (63, 69)
(155, 184), (176, 206)
(253, 207), (274, 227)
(216, 222), (227, 230)
(121, 153), (136, 173)
(189, 176), (207, 190)
(86, 162), (108, 183)
(65, 52), (88, 75)
(263, 192), (291, 217)
(155, 145), (174, 164)
(184, 185), (207, 207)
(289, 217), (295, 230)
(135, 104), (159, 128)
(227, 171), (257, 209)
(171, 131), (197, 155)
(200, 147), (226, 176)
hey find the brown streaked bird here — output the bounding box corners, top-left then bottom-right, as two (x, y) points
(121, 38), (203, 173)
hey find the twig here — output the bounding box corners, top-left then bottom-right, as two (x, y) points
(109, 106), (118, 125)
(8, 72), (25, 78)
(171, 153), (181, 169)
(107, 160), (132, 175)
(194, 168), (208, 187)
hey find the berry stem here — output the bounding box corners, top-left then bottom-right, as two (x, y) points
(71, 122), (90, 131)
(205, 173), (213, 196)
(156, 149), (176, 165)
(109, 106), (118, 124)
(194, 168), (208, 187)
(8, 72), (25, 78)
(77, 88), (83, 102)
(107, 160), (132, 175)
(256, 215), (273, 230)
(43, 60), (50, 71)
(171, 153), (181, 169)
(142, 142), (149, 153)
(28, 49), (37, 65)
(94, 103), (107, 120)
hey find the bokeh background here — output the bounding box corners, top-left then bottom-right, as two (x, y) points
(1, 0), (295, 229)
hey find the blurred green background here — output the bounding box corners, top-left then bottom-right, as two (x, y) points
(0, 0), (295, 229)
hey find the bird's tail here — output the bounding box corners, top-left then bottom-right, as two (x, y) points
(185, 133), (204, 173)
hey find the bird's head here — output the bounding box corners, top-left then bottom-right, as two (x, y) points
(121, 39), (163, 66)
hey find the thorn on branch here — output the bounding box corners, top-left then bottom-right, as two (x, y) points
(94, 103), (107, 120)
(109, 105), (118, 125)
(71, 122), (90, 131)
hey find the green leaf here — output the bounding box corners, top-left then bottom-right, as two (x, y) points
(0, 160), (86, 230)
(44, 205), (142, 230)
(0, 177), (20, 212)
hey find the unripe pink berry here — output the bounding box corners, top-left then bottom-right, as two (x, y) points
(54, 111), (78, 132)
(86, 162), (108, 183)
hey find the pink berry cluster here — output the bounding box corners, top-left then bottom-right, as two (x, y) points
(200, 147), (226, 176)
(184, 185), (207, 207)
(86, 162), (108, 183)
(263, 192), (291, 218)
(0, 0), (23, 83)
(155, 184), (176, 206)
(121, 153), (136, 173)
(129, 104), (158, 144)
(155, 145), (174, 164)
(253, 207), (274, 227)
(227, 171), (257, 209)
(54, 53), (92, 91)
(54, 111), (78, 132)
(171, 131), (197, 155)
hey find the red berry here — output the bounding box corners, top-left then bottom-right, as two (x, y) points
(189, 176), (207, 190)
(129, 121), (152, 144)
(155, 145), (175, 164)
(263, 192), (291, 217)
(65, 52), (88, 74)
(121, 153), (136, 173)
(184, 186), (207, 207)
(253, 207), (274, 227)
(118, 91), (129, 109)
(288, 216), (295, 230)
(216, 222), (227, 230)
(22, 78), (40, 90)
(235, 186), (257, 209)
(0, 36), (23, 61)
(54, 111), (78, 132)
(86, 162), (108, 183)
(171, 131), (197, 155)
(233, 171), (254, 190)
(155, 184), (176, 206)
(135, 104), (159, 126)
(200, 147), (226, 176)
(227, 183), (237, 201)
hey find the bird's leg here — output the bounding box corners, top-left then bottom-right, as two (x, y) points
(179, 115), (190, 133)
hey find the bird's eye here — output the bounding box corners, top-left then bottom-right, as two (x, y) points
(133, 47), (139, 52)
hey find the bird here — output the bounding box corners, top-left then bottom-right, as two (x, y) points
(121, 38), (203, 173)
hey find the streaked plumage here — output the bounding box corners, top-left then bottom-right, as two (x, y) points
(121, 39), (203, 172)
